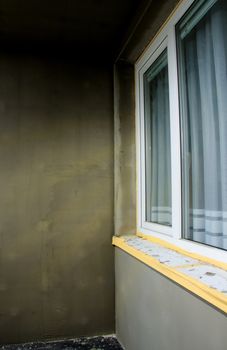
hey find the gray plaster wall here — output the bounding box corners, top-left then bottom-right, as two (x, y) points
(115, 248), (227, 350)
(0, 53), (114, 344)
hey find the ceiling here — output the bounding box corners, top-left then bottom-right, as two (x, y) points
(0, 0), (145, 59)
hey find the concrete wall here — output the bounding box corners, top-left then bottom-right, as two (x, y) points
(0, 52), (114, 344)
(115, 249), (227, 350)
(114, 62), (136, 236)
(118, 0), (180, 63)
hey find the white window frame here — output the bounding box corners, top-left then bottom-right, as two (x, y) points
(135, 0), (227, 263)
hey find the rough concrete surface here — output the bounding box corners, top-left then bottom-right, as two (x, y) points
(0, 52), (114, 344)
(114, 62), (136, 236)
(118, 0), (180, 63)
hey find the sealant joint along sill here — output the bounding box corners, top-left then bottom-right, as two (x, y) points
(112, 234), (227, 314)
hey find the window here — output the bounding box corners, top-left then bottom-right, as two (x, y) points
(144, 49), (172, 228)
(136, 0), (227, 261)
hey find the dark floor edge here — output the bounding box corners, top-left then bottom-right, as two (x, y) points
(1, 334), (116, 346)
(0, 335), (123, 350)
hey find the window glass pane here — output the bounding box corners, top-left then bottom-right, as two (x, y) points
(144, 50), (172, 226)
(178, 0), (227, 250)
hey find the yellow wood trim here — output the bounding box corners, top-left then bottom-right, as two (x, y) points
(137, 232), (227, 270)
(112, 236), (227, 314)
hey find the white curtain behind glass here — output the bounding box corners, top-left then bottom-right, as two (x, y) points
(182, 1), (227, 249)
(144, 55), (172, 226)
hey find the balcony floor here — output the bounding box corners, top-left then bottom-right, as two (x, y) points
(0, 336), (123, 350)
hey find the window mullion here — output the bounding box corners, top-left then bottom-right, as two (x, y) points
(167, 27), (182, 240)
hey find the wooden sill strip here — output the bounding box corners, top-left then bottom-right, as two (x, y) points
(112, 234), (227, 314)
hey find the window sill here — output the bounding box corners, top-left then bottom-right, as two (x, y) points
(112, 234), (227, 314)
